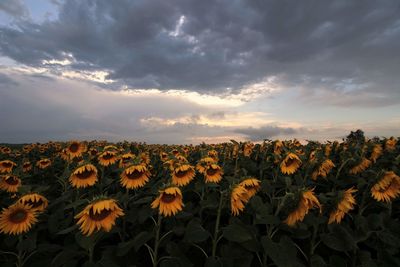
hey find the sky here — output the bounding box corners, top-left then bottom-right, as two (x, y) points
(0, 0), (399, 144)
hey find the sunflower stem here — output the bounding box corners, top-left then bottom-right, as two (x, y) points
(211, 191), (224, 259)
(16, 235), (24, 267)
(152, 215), (162, 267)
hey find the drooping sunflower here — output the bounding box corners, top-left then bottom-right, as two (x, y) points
(208, 150), (219, 162)
(280, 153), (302, 175)
(204, 164), (223, 183)
(22, 161), (32, 173)
(324, 144), (332, 157)
(151, 187), (184, 217)
(328, 188), (357, 224)
(311, 159), (335, 180)
(171, 164), (195, 186)
(196, 157), (215, 174)
(75, 198), (124, 236)
(120, 164), (150, 189)
(98, 151), (118, 166)
(66, 141), (87, 159)
(243, 143), (254, 157)
(119, 153), (135, 168)
(231, 185), (248, 216)
(385, 137), (397, 151)
(284, 189), (321, 226)
(0, 202), (38, 235)
(18, 193), (48, 212)
(69, 164), (98, 188)
(0, 175), (21, 193)
(36, 158), (51, 169)
(349, 157), (371, 175)
(371, 171), (400, 202)
(274, 140), (284, 156)
(369, 144), (383, 163)
(0, 160), (17, 174)
(239, 178), (261, 201)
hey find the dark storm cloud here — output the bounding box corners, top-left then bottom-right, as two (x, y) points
(0, 0), (399, 101)
(234, 126), (298, 141)
(0, 0), (29, 18)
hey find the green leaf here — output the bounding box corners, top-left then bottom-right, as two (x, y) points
(310, 255), (327, 267)
(222, 224), (253, 243)
(184, 218), (210, 243)
(261, 236), (300, 267)
(117, 231), (153, 256)
(321, 225), (355, 252)
(57, 225), (78, 235)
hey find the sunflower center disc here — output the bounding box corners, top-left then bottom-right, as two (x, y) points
(2, 162), (12, 168)
(69, 143), (79, 153)
(6, 177), (19, 185)
(89, 209), (112, 221)
(285, 158), (296, 166)
(126, 170), (143, 180)
(102, 153), (114, 160)
(175, 170), (188, 178)
(206, 168), (218, 176)
(10, 209), (28, 223)
(161, 193), (176, 203)
(77, 170), (95, 180)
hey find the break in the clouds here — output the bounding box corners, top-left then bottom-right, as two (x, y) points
(0, 0), (399, 143)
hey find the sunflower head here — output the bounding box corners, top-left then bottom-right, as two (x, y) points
(369, 144), (383, 163)
(371, 171), (400, 202)
(36, 158), (51, 169)
(171, 164), (195, 186)
(22, 161), (32, 173)
(385, 137), (397, 151)
(18, 193), (49, 212)
(196, 157), (215, 174)
(280, 153), (302, 175)
(349, 157), (371, 175)
(120, 164), (150, 189)
(160, 152), (169, 162)
(239, 178), (261, 200)
(243, 143), (254, 157)
(151, 187), (183, 217)
(207, 150), (219, 162)
(274, 140), (284, 155)
(98, 151), (118, 166)
(0, 202), (38, 235)
(140, 152), (151, 165)
(0, 175), (21, 193)
(119, 153), (135, 168)
(284, 189), (321, 226)
(0, 160), (17, 174)
(231, 185), (248, 216)
(69, 164), (98, 188)
(204, 164), (223, 183)
(328, 188), (357, 224)
(75, 198), (124, 236)
(66, 141), (87, 159)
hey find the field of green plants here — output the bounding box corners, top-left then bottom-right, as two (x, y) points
(0, 135), (399, 267)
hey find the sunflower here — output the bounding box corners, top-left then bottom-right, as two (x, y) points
(328, 188), (357, 224)
(232, 144), (239, 159)
(243, 143), (254, 157)
(280, 153), (302, 175)
(385, 137), (397, 151)
(311, 159), (335, 180)
(98, 151), (118, 166)
(308, 150), (317, 163)
(120, 164), (150, 189)
(22, 161), (32, 173)
(18, 193), (48, 212)
(119, 153), (135, 168)
(0, 202), (38, 235)
(196, 157), (215, 174)
(103, 145), (119, 152)
(151, 187), (183, 217)
(75, 198), (124, 236)
(171, 164), (195, 186)
(371, 171), (400, 202)
(204, 164), (223, 183)
(284, 189), (321, 226)
(0, 175), (21, 193)
(349, 157), (371, 175)
(160, 152), (169, 162)
(273, 140), (283, 155)
(69, 164), (98, 188)
(239, 178), (261, 201)
(1, 147), (11, 154)
(66, 141), (87, 159)
(36, 158), (51, 169)
(89, 148), (98, 157)
(0, 160), (17, 174)
(324, 145), (332, 157)
(231, 185), (248, 216)
(140, 152), (151, 165)
(370, 144), (383, 163)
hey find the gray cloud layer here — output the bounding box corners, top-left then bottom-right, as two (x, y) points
(0, 0), (399, 102)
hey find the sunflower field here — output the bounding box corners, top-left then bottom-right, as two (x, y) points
(0, 136), (399, 267)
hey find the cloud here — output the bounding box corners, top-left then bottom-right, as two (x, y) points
(234, 126), (298, 141)
(0, 0), (29, 18)
(0, 0), (398, 107)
